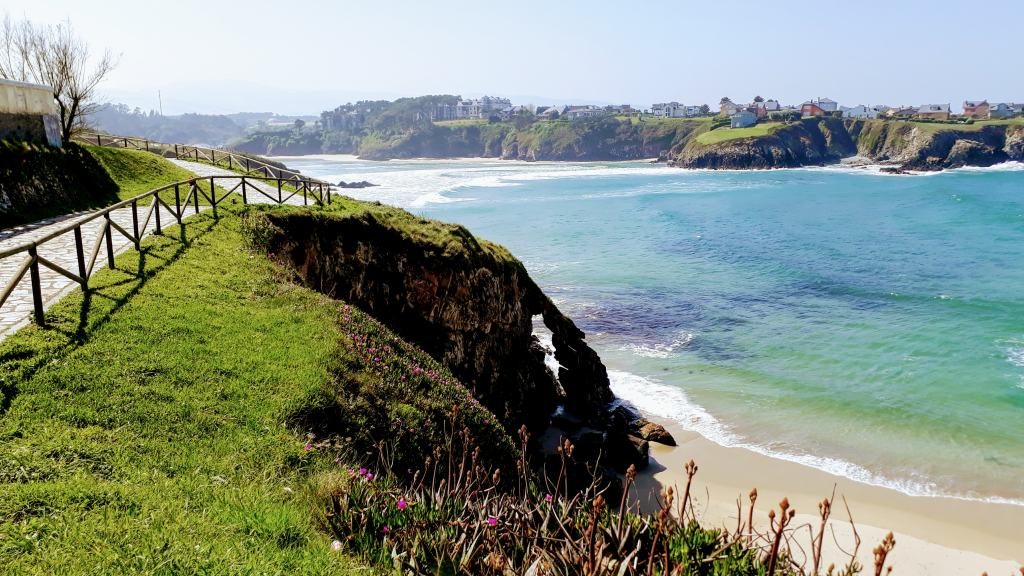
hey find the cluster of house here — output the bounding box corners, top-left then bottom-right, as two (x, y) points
(429, 96), (513, 121)
(718, 96), (1023, 128)
(430, 98), (639, 122)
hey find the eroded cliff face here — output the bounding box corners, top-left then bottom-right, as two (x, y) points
(670, 118), (857, 169)
(670, 118), (1022, 171)
(259, 207), (613, 435)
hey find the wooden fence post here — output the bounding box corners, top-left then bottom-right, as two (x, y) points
(74, 227), (87, 289)
(104, 213), (115, 269)
(28, 246), (44, 326)
(131, 200), (140, 250)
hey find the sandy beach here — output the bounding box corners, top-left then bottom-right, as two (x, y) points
(631, 417), (1022, 576)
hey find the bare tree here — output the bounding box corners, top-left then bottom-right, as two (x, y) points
(0, 15), (115, 141)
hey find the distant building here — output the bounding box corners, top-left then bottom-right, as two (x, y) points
(456, 96), (512, 119)
(817, 98), (838, 112)
(989, 102), (1014, 119)
(841, 105), (878, 119)
(720, 99), (742, 116)
(887, 106), (918, 119)
(537, 105), (567, 119)
(763, 99), (780, 112)
(0, 79), (61, 147)
(915, 104), (950, 121)
(872, 105), (892, 115)
(430, 103), (457, 121)
(731, 110), (757, 128)
(962, 100), (990, 119)
(607, 104), (635, 115)
(801, 101), (827, 117)
(565, 105), (606, 120)
(801, 98), (838, 117)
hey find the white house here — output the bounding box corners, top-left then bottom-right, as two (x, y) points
(816, 98), (839, 112)
(565, 106), (605, 120)
(841, 105), (878, 119)
(652, 102), (691, 117)
(989, 103), (1014, 119)
(763, 99), (780, 112)
(731, 110), (757, 128)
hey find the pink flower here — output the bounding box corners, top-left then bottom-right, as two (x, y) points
(303, 442), (313, 452)
(366, 472), (374, 481)
(544, 494), (553, 503)
(486, 516), (498, 527)
(358, 467), (367, 476)
(382, 526), (390, 534)
(397, 497), (407, 510)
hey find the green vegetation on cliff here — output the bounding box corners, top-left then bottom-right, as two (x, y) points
(0, 199), (514, 572)
(695, 122), (783, 145)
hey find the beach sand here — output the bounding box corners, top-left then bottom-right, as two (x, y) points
(630, 418), (1022, 576)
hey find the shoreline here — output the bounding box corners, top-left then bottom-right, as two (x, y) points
(631, 415), (1022, 575)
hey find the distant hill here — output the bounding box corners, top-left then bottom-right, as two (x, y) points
(89, 104), (317, 148)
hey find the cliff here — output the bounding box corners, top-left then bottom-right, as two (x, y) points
(670, 118), (856, 169)
(234, 117), (705, 162)
(252, 201), (614, 435)
(671, 118), (1024, 171)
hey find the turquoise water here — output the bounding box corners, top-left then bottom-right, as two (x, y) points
(282, 155), (1024, 504)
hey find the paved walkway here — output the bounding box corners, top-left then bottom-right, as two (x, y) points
(0, 160), (317, 340)
(168, 160), (322, 206)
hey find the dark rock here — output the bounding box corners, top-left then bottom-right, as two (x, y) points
(550, 407), (583, 432)
(336, 180), (378, 188)
(880, 166), (910, 175)
(635, 419), (676, 446)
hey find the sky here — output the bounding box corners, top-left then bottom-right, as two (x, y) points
(3, 0), (1021, 116)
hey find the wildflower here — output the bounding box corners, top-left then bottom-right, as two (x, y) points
(382, 526), (390, 534)
(366, 472), (374, 481)
(486, 516), (498, 527)
(303, 442), (313, 452)
(397, 497), (408, 510)
(359, 467), (367, 476)
(544, 493), (553, 503)
(330, 540), (343, 551)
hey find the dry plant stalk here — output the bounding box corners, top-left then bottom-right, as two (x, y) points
(767, 497), (796, 576)
(872, 531), (895, 576)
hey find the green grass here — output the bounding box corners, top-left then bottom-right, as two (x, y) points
(873, 118), (1024, 134)
(0, 207), (372, 573)
(432, 118), (491, 127)
(81, 144), (194, 201)
(0, 195), (518, 572)
(695, 122), (784, 145)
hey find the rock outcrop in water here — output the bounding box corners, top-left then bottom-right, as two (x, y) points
(257, 204), (617, 445)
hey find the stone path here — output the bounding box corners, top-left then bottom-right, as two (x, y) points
(167, 160), (322, 207)
(0, 160), (318, 340)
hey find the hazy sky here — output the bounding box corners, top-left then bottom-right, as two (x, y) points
(4, 0), (1021, 115)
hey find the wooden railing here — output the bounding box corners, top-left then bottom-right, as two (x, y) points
(0, 172), (331, 328)
(75, 131), (326, 184)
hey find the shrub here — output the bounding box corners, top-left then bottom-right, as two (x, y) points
(316, 425), (879, 576)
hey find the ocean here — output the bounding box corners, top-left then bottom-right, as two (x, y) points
(277, 155), (1024, 506)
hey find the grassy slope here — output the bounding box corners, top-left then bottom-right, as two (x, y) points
(81, 144), (194, 201)
(0, 185), (515, 572)
(0, 209), (368, 573)
(695, 122), (784, 145)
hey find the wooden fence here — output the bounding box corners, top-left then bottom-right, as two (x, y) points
(0, 171), (331, 328)
(75, 131), (325, 183)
